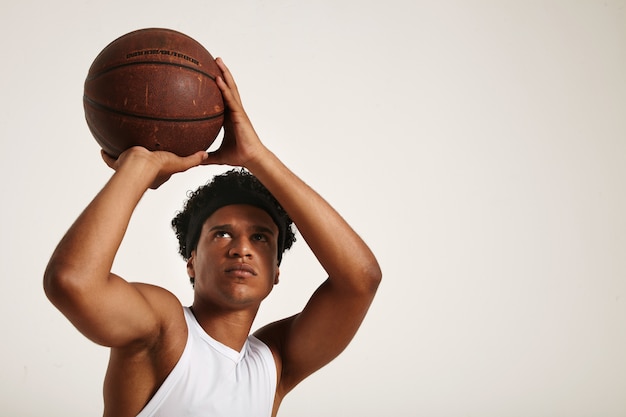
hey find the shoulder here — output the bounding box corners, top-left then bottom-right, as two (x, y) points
(131, 282), (182, 308)
(253, 315), (298, 396)
(104, 285), (188, 415)
(131, 282), (186, 328)
(253, 314), (296, 354)
(130, 282), (187, 346)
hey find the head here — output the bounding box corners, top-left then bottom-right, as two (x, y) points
(172, 168), (296, 286)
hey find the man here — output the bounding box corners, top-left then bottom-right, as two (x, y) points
(44, 57), (381, 417)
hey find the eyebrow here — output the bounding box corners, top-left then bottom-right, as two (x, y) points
(208, 224), (276, 236)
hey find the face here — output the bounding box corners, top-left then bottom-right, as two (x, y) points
(187, 204), (280, 310)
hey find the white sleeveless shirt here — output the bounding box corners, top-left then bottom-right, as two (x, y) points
(136, 307), (277, 417)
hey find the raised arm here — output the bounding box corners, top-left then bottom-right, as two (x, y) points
(209, 59), (382, 396)
(251, 147), (382, 391)
(43, 148), (208, 348)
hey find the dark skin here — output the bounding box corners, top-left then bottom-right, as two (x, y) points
(44, 58), (382, 416)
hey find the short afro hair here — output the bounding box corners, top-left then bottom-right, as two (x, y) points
(171, 168), (296, 263)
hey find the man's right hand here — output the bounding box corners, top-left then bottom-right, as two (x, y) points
(101, 146), (209, 190)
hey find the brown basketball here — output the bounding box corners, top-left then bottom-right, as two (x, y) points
(83, 28), (224, 158)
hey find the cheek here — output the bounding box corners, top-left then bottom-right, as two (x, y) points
(188, 246), (219, 276)
(266, 260), (280, 285)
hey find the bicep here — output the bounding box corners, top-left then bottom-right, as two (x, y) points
(259, 278), (376, 393)
(48, 272), (173, 348)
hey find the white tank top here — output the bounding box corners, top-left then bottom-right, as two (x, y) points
(136, 307), (277, 417)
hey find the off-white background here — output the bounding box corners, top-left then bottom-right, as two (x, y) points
(1, 1), (625, 416)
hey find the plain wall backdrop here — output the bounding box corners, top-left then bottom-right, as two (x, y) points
(1, 1), (625, 416)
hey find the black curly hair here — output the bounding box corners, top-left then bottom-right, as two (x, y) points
(171, 168), (296, 263)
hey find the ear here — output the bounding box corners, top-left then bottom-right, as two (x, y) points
(186, 252), (196, 279)
(274, 266), (280, 285)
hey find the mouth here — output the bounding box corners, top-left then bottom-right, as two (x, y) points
(225, 263), (257, 276)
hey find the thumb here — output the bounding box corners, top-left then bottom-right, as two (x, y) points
(203, 150), (224, 166)
(183, 150), (210, 168)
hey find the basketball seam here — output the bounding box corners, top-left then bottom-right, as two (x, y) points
(85, 60), (217, 82)
(83, 96), (224, 122)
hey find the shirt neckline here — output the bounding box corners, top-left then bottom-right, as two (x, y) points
(184, 306), (249, 363)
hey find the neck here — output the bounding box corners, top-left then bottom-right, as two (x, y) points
(189, 302), (259, 352)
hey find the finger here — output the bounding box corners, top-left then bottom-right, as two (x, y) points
(215, 57), (236, 88)
(216, 75), (244, 111)
(203, 149), (227, 166)
(177, 150), (209, 170)
(215, 58), (242, 104)
(192, 150), (210, 164)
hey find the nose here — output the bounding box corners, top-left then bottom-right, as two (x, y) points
(228, 237), (252, 259)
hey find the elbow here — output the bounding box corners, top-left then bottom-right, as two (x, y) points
(331, 260), (381, 296)
(353, 258), (382, 295)
(43, 260), (82, 307)
(43, 263), (66, 306)
(364, 260), (382, 293)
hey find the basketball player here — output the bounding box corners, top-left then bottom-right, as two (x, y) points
(44, 58), (381, 416)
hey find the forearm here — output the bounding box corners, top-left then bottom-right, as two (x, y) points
(211, 57), (380, 289)
(44, 156), (156, 292)
(246, 147), (381, 291)
(249, 146), (382, 390)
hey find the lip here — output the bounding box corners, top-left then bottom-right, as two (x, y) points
(224, 263), (257, 276)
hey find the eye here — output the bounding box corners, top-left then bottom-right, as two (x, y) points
(215, 230), (231, 239)
(251, 233), (268, 242)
